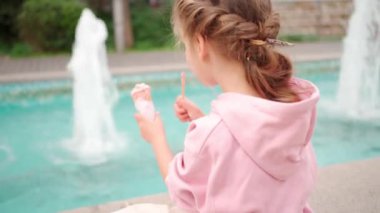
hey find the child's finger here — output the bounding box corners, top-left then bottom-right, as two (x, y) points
(175, 98), (185, 111)
(181, 117), (191, 122)
(176, 96), (188, 105)
(174, 103), (186, 114)
(179, 113), (188, 119)
(176, 95), (185, 103)
(176, 107), (189, 116)
(179, 98), (196, 111)
(179, 117), (189, 122)
(177, 97), (196, 113)
(176, 95), (183, 101)
(179, 113), (191, 122)
(176, 112), (188, 121)
(175, 111), (187, 119)
(175, 110), (186, 118)
(178, 109), (188, 116)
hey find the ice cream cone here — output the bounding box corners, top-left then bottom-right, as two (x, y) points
(131, 83), (156, 121)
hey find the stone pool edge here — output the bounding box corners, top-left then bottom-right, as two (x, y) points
(0, 45), (341, 84)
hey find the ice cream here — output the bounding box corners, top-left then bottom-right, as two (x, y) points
(131, 83), (156, 121)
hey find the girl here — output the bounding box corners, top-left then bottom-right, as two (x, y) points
(134, 0), (320, 212)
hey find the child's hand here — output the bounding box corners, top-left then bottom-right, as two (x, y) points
(134, 112), (166, 144)
(174, 96), (205, 122)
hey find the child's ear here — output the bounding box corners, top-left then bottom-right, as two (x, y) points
(195, 34), (209, 61)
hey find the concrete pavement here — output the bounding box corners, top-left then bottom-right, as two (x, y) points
(0, 42), (342, 83)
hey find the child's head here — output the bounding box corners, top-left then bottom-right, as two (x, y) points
(172, 0), (298, 102)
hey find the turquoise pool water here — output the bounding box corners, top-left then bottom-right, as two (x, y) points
(0, 60), (379, 213)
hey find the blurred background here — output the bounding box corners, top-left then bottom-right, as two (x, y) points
(2, 0), (380, 213)
(0, 0), (351, 57)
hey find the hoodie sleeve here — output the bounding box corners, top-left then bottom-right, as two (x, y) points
(165, 114), (221, 211)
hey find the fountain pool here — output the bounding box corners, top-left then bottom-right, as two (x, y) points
(0, 60), (380, 213)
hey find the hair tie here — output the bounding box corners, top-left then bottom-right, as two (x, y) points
(251, 40), (266, 46)
(266, 38), (294, 47)
(250, 38), (294, 47)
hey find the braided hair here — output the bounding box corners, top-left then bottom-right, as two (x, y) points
(172, 0), (299, 103)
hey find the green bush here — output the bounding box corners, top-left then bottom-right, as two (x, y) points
(0, 0), (25, 43)
(17, 0), (85, 52)
(97, 11), (115, 51)
(9, 42), (34, 57)
(130, 3), (174, 50)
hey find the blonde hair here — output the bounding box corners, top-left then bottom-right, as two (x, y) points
(172, 0), (299, 103)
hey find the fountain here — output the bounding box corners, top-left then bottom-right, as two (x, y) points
(66, 9), (123, 163)
(337, 0), (380, 116)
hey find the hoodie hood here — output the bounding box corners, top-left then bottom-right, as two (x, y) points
(212, 78), (320, 181)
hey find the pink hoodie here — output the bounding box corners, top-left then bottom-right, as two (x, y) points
(165, 78), (320, 213)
